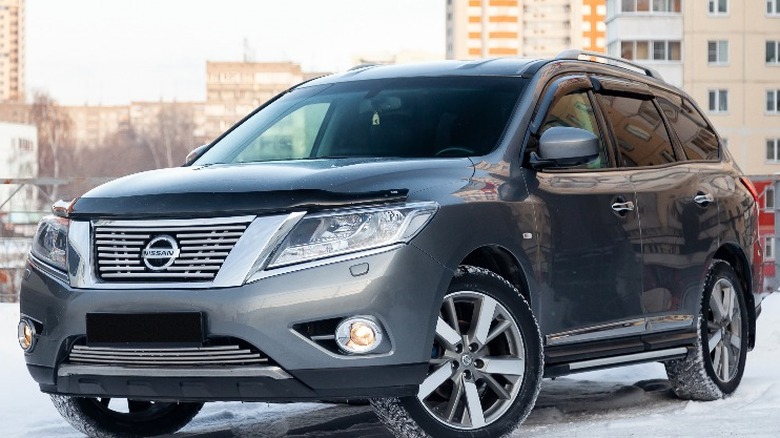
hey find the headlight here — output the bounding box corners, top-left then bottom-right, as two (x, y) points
(31, 215), (69, 271)
(267, 202), (437, 268)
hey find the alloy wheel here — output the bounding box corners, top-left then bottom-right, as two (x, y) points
(418, 291), (526, 430)
(706, 278), (743, 383)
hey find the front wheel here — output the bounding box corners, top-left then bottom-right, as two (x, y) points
(665, 260), (749, 400)
(372, 266), (543, 437)
(50, 395), (203, 437)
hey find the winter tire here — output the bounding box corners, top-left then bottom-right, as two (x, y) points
(50, 395), (203, 437)
(665, 260), (749, 400)
(371, 265), (543, 437)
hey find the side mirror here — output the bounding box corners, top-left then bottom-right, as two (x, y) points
(530, 127), (600, 169)
(184, 144), (210, 166)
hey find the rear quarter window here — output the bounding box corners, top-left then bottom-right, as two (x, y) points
(657, 96), (720, 161)
(598, 94), (677, 167)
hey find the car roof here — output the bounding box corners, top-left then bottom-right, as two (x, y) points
(305, 58), (548, 86)
(303, 51), (669, 90)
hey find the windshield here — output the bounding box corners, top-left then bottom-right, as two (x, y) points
(195, 76), (526, 165)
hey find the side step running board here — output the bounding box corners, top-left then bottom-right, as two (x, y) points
(544, 347), (690, 378)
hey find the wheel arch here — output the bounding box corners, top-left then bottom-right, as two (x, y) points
(459, 245), (532, 305)
(713, 243), (757, 349)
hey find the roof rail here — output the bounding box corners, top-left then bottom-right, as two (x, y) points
(555, 49), (664, 81)
(348, 63), (381, 72)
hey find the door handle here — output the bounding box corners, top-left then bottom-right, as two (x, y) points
(694, 193), (715, 205)
(611, 201), (635, 213)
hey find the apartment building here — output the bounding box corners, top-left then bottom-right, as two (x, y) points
(204, 61), (305, 138)
(0, 121), (36, 212)
(606, 1), (780, 176)
(605, 0), (684, 86)
(446, 0), (606, 59)
(682, 0), (780, 176)
(0, 0), (24, 102)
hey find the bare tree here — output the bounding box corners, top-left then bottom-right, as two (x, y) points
(29, 91), (75, 201)
(137, 104), (197, 168)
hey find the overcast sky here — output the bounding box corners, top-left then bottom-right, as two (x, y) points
(27, 0), (445, 106)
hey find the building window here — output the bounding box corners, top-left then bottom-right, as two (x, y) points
(766, 186), (776, 210)
(769, 0), (780, 15)
(769, 41), (780, 64)
(708, 89), (728, 113)
(709, 0), (728, 14)
(768, 90), (780, 113)
(766, 237), (775, 260)
(767, 138), (780, 162)
(652, 0), (681, 12)
(708, 41), (729, 64)
(622, 0), (650, 12)
(622, 0), (680, 12)
(621, 40), (681, 61)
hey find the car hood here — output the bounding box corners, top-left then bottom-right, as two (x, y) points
(70, 158), (474, 219)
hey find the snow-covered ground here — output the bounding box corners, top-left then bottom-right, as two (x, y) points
(3, 294), (780, 437)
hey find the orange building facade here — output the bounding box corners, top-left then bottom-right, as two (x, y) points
(446, 0), (606, 60)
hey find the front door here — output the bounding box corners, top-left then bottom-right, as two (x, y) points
(526, 82), (645, 338)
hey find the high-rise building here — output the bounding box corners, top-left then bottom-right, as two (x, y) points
(0, 0), (24, 102)
(446, 0), (606, 60)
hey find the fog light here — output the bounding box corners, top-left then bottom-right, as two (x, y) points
(18, 319), (36, 352)
(335, 317), (383, 354)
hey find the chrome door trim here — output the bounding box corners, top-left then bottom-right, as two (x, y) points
(546, 314), (696, 346)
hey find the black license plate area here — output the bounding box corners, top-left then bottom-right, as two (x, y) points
(86, 312), (204, 346)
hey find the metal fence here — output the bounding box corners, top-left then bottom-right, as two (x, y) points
(1, 177), (110, 302)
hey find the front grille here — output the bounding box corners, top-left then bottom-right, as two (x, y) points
(94, 218), (251, 282)
(68, 344), (268, 366)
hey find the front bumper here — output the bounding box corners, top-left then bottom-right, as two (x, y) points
(20, 244), (450, 401)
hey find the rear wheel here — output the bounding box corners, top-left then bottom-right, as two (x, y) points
(665, 260), (749, 400)
(372, 266), (542, 437)
(50, 395), (203, 437)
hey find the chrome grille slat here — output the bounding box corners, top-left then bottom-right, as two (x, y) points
(100, 273), (215, 279)
(99, 267), (146, 272)
(179, 245), (235, 251)
(98, 260), (141, 265)
(94, 218), (250, 282)
(73, 345), (240, 352)
(176, 252), (230, 258)
(68, 344), (267, 366)
(99, 225), (247, 233)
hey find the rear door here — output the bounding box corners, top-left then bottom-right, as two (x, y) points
(596, 85), (715, 331)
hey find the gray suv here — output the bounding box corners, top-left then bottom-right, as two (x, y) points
(19, 51), (766, 437)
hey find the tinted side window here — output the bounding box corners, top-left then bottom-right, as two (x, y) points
(657, 96), (720, 161)
(598, 95), (677, 167)
(541, 91), (610, 168)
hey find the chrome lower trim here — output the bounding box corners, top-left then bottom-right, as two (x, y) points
(68, 344), (267, 366)
(546, 314), (696, 346)
(568, 347), (688, 371)
(57, 364), (293, 379)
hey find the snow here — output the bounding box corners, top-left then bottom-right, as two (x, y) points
(2, 294), (780, 437)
